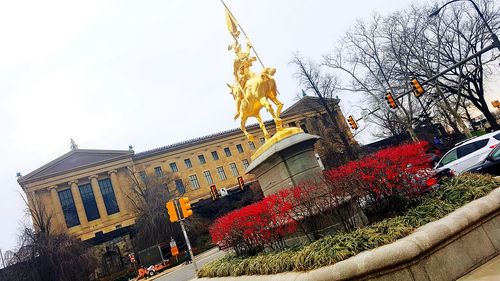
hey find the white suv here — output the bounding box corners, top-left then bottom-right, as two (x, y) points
(435, 131), (500, 174)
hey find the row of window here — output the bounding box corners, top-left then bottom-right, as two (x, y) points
(170, 160), (250, 194)
(58, 178), (119, 228)
(148, 142), (259, 177)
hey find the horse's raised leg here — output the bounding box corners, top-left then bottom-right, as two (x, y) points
(255, 114), (270, 140)
(260, 97), (283, 130)
(260, 97), (277, 119)
(240, 115), (255, 141)
(269, 95), (283, 118)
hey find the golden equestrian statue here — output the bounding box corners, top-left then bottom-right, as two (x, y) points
(223, 6), (302, 159)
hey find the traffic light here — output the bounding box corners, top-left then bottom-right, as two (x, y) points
(237, 176), (245, 190)
(166, 201), (178, 222)
(179, 197), (193, 218)
(385, 92), (398, 109)
(410, 78), (425, 97)
(210, 185), (219, 201)
(347, 115), (358, 130)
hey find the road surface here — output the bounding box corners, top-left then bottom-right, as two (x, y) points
(155, 248), (226, 281)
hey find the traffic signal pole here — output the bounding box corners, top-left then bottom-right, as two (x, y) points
(179, 218), (198, 272)
(173, 199), (198, 272)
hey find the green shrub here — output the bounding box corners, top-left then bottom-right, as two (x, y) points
(198, 173), (499, 278)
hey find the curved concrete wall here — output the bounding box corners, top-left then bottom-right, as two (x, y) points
(197, 186), (500, 281)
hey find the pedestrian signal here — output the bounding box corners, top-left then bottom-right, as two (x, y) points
(237, 176), (245, 190)
(210, 185), (219, 201)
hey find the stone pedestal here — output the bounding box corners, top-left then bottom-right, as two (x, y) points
(246, 132), (321, 196)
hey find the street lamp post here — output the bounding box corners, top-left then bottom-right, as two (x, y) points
(429, 0), (500, 51)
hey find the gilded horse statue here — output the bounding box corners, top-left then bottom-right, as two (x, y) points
(228, 67), (283, 142)
(223, 8), (285, 144)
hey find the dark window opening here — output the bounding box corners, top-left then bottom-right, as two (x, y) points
(175, 179), (186, 194)
(98, 178), (120, 215)
(58, 189), (80, 227)
(79, 183), (100, 221)
(211, 151), (219, 160)
(198, 154), (206, 164)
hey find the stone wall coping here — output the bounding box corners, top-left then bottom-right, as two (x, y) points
(197, 186), (500, 281)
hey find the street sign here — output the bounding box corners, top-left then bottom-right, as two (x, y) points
(171, 246), (179, 256)
(170, 239), (177, 248)
(220, 188), (228, 197)
(128, 253), (136, 263)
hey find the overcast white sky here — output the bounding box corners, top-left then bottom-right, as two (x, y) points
(1, 0), (499, 253)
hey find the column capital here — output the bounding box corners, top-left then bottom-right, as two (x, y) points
(47, 185), (59, 191)
(88, 175), (99, 180)
(108, 169), (118, 175)
(68, 180), (78, 186)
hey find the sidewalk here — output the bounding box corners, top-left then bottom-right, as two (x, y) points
(458, 254), (500, 281)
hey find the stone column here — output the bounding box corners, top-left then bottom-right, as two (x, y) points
(69, 180), (88, 226)
(108, 170), (127, 215)
(48, 185), (66, 230)
(89, 175), (108, 220)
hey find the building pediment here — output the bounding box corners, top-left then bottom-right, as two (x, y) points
(281, 96), (339, 118)
(18, 149), (133, 185)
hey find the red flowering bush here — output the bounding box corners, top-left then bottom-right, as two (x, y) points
(325, 141), (433, 220)
(210, 141), (433, 256)
(209, 191), (297, 256)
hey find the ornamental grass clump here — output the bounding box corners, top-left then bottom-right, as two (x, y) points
(198, 173), (499, 278)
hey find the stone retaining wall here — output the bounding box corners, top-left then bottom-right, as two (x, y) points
(197, 186), (500, 281)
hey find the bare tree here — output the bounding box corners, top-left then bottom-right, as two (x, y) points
(435, 0), (500, 130)
(382, 5), (472, 136)
(323, 15), (420, 141)
(124, 168), (183, 250)
(318, 0), (499, 139)
(2, 192), (97, 281)
(291, 54), (359, 163)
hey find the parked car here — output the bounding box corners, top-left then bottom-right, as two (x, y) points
(434, 131), (500, 174)
(465, 144), (500, 176)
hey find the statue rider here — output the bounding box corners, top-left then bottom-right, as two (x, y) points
(229, 40), (256, 120)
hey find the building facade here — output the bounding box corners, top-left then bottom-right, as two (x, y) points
(17, 96), (355, 273)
